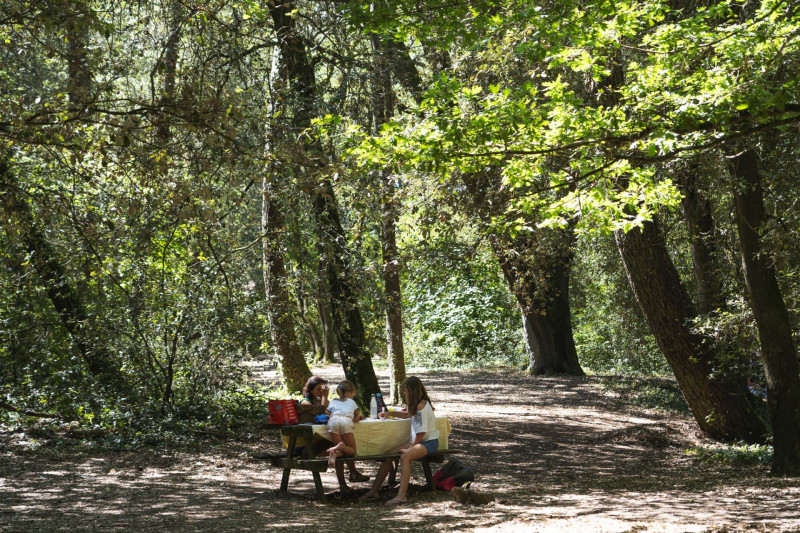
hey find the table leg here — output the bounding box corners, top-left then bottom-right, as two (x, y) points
(312, 471), (327, 502)
(280, 434), (297, 492)
(421, 457), (434, 491)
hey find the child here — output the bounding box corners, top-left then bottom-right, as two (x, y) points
(358, 376), (439, 505)
(325, 380), (363, 491)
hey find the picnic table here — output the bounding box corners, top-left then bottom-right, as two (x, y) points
(265, 417), (457, 502)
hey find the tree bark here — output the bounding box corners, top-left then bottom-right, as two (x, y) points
(678, 165), (724, 314)
(310, 179), (382, 405)
(460, 168), (583, 376)
(261, 172), (312, 393)
(371, 25), (406, 404)
(730, 149), (800, 475)
(491, 229), (584, 376)
(260, 18), (313, 393)
(269, 1), (380, 404)
(317, 295), (336, 363)
(615, 219), (768, 442)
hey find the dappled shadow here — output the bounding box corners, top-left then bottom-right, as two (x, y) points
(2, 366), (799, 532)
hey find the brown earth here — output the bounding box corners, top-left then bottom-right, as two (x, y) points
(2, 364), (799, 532)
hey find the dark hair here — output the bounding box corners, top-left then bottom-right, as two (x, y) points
(302, 376), (328, 401)
(403, 376), (433, 416)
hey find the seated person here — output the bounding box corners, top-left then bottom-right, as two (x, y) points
(297, 376), (369, 484)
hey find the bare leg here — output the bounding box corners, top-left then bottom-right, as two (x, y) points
(387, 444), (427, 505)
(358, 459), (394, 500)
(358, 443), (410, 500)
(347, 460), (369, 482)
(339, 432), (357, 457)
(334, 460), (351, 492)
(328, 433), (343, 468)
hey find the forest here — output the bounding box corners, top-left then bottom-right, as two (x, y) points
(2, 0), (800, 524)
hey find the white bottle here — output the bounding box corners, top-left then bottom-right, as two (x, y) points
(370, 394), (378, 419)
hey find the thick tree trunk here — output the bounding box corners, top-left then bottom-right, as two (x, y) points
(492, 229), (584, 376)
(615, 219), (768, 442)
(678, 166), (724, 314)
(261, 174), (311, 393)
(730, 150), (800, 475)
(270, 1), (380, 404)
(460, 168), (583, 376)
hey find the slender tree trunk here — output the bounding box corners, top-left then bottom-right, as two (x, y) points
(678, 165), (724, 314)
(298, 294), (322, 362)
(615, 219), (768, 442)
(311, 179), (382, 405)
(269, 1), (380, 404)
(260, 30), (312, 393)
(317, 296), (336, 363)
(155, 0), (182, 142)
(261, 172), (312, 392)
(371, 25), (406, 404)
(730, 149), (800, 475)
(65, 2), (92, 113)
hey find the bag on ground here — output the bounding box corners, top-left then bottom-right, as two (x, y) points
(434, 457), (475, 490)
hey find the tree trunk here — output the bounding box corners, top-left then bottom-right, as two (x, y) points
(311, 179), (382, 405)
(155, 0), (182, 142)
(730, 149), (800, 475)
(615, 219), (768, 442)
(297, 294), (322, 363)
(261, 173), (312, 393)
(371, 26), (406, 404)
(269, 1), (380, 404)
(491, 229), (584, 376)
(678, 165), (724, 314)
(317, 295), (336, 364)
(460, 168), (583, 376)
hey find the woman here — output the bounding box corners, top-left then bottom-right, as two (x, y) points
(298, 376), (370, 485)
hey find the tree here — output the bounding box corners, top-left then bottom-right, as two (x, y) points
(268, 1), (381, 404)
(730, 148), (800, 475)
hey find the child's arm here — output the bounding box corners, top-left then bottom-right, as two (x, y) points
(353, 409), (363, 422)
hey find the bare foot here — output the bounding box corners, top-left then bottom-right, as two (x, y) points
(327, 442), (344, 453)
(386, 496), (407, 505)
(328, 450), (339, 468)
(358, 491), (379, 501)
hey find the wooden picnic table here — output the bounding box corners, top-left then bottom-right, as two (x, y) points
(264, 418), (458, 502)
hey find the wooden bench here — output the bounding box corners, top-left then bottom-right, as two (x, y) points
(258, 424), (460, 502)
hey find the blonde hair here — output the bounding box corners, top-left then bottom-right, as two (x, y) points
(336, 380), (356, 400)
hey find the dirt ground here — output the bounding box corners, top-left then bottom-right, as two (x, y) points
(2, 364), (799, 533)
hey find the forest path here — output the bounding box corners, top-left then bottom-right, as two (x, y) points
(2, 364), (798, 532)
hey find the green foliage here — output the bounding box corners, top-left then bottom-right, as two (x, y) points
(571, 234), (668, 375)
(685, 442), (774, 466)
(402, 238), (527, 369)
(599, 376), (689, 414)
